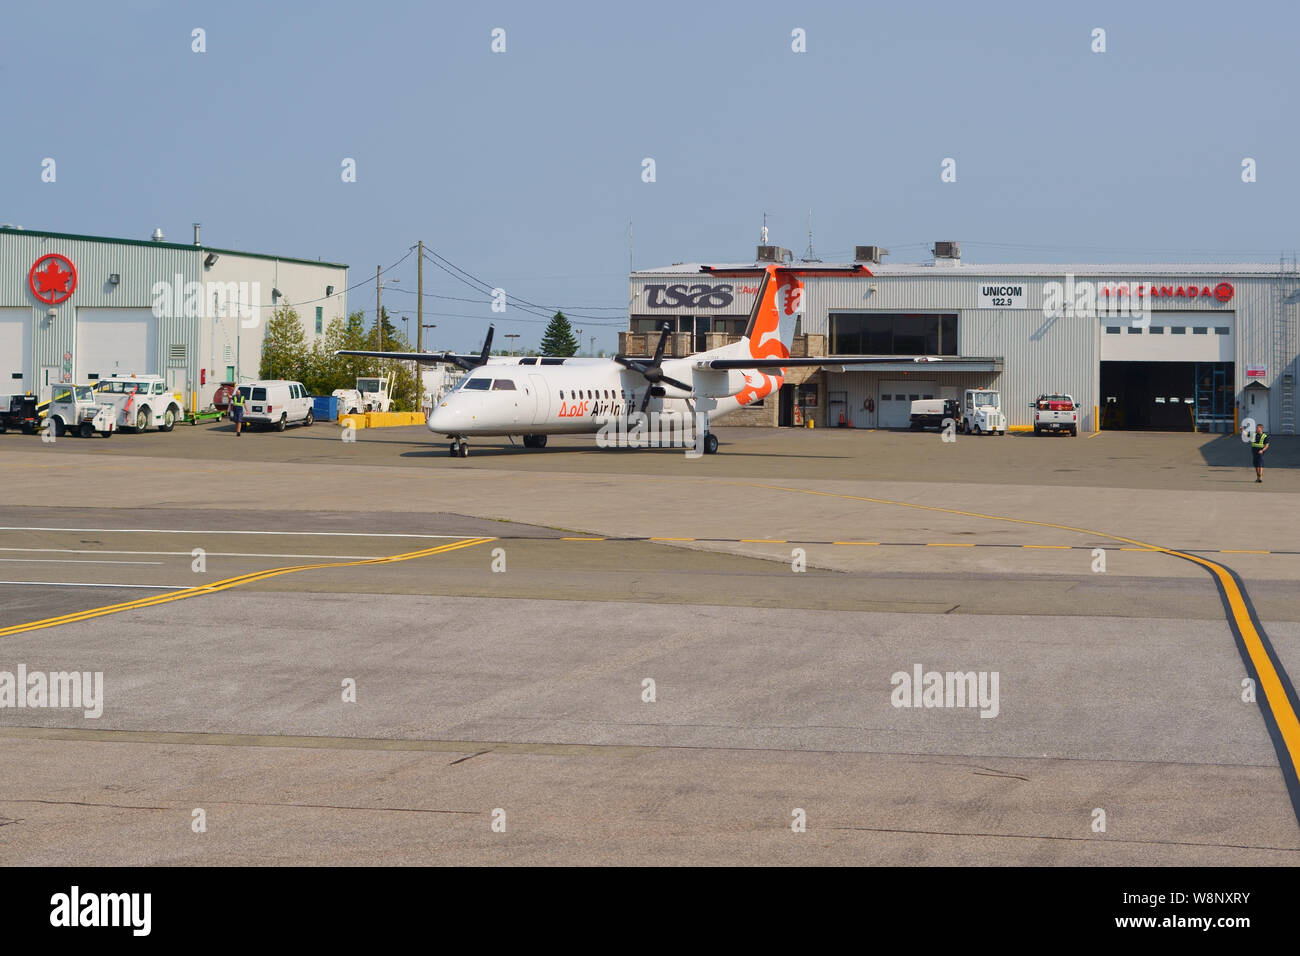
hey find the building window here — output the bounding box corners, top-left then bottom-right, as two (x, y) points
(1171, 327), (1187, 334)
(1148, 326), (1164, 333)
(1215, 327), (1229, 335)
(1126, 326), (1142, 333)
(829, 313), (957, 355)
(1105, 327), (1121, 334)
(1192, 327), (1207, 335)
(315, 307), (323, 334)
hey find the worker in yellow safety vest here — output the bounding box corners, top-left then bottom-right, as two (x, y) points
(229, 387), (247, 437)
(1251, 425), (1269, 483)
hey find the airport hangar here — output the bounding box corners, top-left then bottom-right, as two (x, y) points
(0, 225), (348, 409)
(624, 242), (1298, 436)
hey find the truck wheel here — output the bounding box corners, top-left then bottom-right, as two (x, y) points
(99, 430), (112, 438)
(304, 410), (314, 427)
(160, 408), (176, 431)
(276, 414), (287, 432)
(52, 417), (65, 437)
(79, 422), (94, 438)
(972, 422), (982, 435)
(135, 407), (150, 431)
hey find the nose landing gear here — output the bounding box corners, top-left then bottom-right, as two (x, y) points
(448, 438), (469, 458)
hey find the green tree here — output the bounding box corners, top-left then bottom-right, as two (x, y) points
(259, 307), (307, 380)
(540, 311), (578, 357)
(302, 317), (350, 396)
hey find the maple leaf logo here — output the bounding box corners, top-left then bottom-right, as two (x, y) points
(34, 260), (71, 296)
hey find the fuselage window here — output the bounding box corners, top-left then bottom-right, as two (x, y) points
(559, 391), (565, 400)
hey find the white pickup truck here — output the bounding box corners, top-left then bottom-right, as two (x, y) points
(46, 384), (115, 438)
(1031, 393), (1081, 436)
(93, 375), (184, 432)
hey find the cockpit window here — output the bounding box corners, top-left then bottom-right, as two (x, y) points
(491, 379), (516, 391)
(461, 378), (490, 391)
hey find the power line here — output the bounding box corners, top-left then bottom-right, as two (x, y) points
(421, 247), (627, 317)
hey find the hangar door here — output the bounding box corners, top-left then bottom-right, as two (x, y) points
(1099, 312), (1234, 432)
(879, 380), (936, 428)
(0, 308), (32, 394)
(75, 309), (158, 382)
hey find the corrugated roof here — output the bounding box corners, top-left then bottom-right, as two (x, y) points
(0, 226), (348, 269)
(635, 261), (1292, 276)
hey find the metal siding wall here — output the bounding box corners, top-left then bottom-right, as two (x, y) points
(0, 233), (199, 397)
(629, 267), (1296, 432)
(802, 272), (1291, 432)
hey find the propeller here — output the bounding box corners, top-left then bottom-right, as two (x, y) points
(614, 323), (694, 412)
(450, 325), (494, 371)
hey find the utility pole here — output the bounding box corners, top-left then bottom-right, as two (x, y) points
(376, 265), (383, 353)
(417, 240), (424, 355)
(590, 335), (596, 356)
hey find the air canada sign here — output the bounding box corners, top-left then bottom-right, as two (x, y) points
(1101, 281), (1234, 302)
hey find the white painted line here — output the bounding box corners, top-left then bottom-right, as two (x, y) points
(0, 527), (467, 538)
(0, 558), (163, 565)
(0, 548), (383, 560)
(0, 581), (183, 590)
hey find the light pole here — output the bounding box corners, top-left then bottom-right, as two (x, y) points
(590, 335), (596, 356)
(574, 328), (583, 356)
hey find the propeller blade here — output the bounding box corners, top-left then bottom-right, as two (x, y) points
(639, 388), (652, 414)
(659, 375), (693, 393)
(650, 323), (670, 366)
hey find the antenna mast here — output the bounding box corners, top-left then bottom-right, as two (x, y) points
(801, 209), (822, 262)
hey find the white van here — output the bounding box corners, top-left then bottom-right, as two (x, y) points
(236, 380), (314, 431)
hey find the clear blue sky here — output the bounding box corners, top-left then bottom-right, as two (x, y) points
(2, 0), (1296, 352)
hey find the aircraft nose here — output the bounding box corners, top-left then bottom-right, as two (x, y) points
(428, 400), (461, 434)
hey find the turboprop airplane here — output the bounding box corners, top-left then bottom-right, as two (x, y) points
(337, 263), (941, 457)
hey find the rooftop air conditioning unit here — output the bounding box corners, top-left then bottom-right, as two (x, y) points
(933, 241), (961, 260)
(854, 245), (889, 264)
(756, 245), (792, 262)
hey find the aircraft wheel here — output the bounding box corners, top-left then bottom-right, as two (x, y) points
(449, 441), (458, 457)
(703, 433), (719, 455)
(458, 441), (469, 458)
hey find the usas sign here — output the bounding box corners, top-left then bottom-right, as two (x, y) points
(639, 282), (760, 311)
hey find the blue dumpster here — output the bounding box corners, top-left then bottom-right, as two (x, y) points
(313, 395), (339, 421)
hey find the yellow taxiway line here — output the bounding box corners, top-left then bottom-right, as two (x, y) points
(0, 537), (495, 639)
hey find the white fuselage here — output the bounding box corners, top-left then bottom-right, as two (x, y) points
(427, 352), (762, 438)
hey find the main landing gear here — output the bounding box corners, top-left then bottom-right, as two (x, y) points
(449, 438), (469, 458)
(702, 432), (718, 455)
(522, 434), (548, 449)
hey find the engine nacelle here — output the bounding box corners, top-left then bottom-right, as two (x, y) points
(691, 369), (749, 399)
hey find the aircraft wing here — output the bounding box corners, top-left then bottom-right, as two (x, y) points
(335, 350), (480, 366)
(696, 356), (943, 370)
